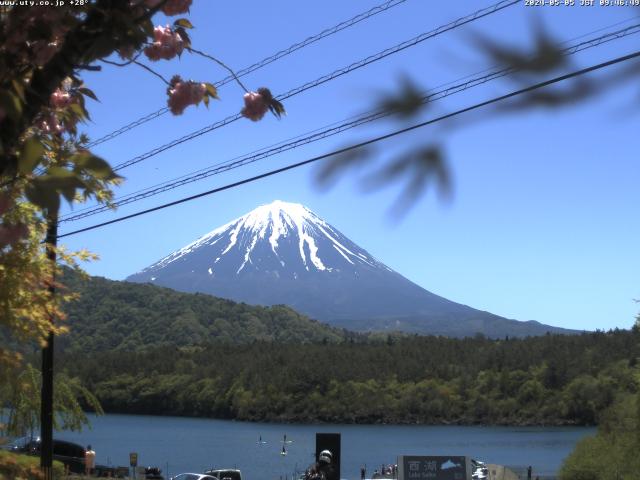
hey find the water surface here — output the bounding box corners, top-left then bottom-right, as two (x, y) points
(58, 414), (594, 479)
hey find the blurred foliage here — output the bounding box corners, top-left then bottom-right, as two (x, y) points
(0, 193), (98, 379)
(316, 21), (639, 215)
(0, 363), (103, 438)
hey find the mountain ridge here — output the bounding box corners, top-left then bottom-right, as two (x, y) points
(58, 268), (346, 353)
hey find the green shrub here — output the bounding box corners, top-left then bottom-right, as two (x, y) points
(0, 450), (65, 480)
(560, 394), (640, 480)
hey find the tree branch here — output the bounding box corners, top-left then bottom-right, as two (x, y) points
(188, 47), (250, 93)
(131, 60), (170, 85)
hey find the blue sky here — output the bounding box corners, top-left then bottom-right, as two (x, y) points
(58, 1), (640, 331)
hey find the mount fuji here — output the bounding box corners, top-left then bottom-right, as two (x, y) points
(126, 200), (572, 337)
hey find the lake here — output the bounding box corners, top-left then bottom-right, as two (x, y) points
(58, 414), (595, 479)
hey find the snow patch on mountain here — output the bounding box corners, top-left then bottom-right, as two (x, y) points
(139, 200), (386, 275)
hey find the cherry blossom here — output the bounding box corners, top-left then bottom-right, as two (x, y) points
(144, 25), (184, 61)
(161, 0), (192, 15)
(50, 89), (73, 109)
(241, 91), (269, 122)
(37, 113), (64, 135)
(167, 76), (206, 115)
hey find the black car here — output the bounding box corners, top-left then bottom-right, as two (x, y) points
(5, 436), (86, 474)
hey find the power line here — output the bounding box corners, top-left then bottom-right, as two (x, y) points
(56, 49), (640, 240)
(109, 0), (519, 173)
(59, 22), (640, 223)
(85, 0), (411, 149)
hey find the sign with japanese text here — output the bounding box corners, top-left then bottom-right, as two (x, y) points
(397, 456), (470, 480)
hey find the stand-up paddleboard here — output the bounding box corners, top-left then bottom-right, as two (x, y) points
(281, 445), (287, 456)
(257, 435), (267, 444)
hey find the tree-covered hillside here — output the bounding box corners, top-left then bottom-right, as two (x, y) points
(59, 328), (639, 426)
(58, 270), (345, 352)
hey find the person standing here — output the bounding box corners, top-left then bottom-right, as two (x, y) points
(304, 449), (335, 480)
(85, 445), (96, 476)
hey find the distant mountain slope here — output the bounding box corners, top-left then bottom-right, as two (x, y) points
(127, 200), (575, 338)
(59, 269), (345, 353)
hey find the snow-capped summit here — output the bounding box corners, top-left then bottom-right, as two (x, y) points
(127, 201), (572, 337)
(148, 200), (388, 277)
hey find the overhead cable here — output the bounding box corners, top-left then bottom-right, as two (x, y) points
(85, 0), (411, 148)
(59, 22), (640, 223)
(56, 49), (640, 239)
(108, 0), (519, 173)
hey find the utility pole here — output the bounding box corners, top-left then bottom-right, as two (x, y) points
(40, 215), (57, 480)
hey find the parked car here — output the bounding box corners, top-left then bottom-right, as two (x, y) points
(5, 436), (85, 474)
(170, 474), (216, 480)
(204, 468), (242, 480)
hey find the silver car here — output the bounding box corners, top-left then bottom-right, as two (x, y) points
(171, 474), (217, 480)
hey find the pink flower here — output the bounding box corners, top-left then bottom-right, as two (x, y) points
(161, 0), (191, 15)
(50, 89), (72, 109)
(143, 0), (191, 15)
(241, 91), (269, 122)
(144, 25), (184, 61)
(0, 223), (29, 248)
(37, 113), (64, 135)
(167, 76), (206, 115)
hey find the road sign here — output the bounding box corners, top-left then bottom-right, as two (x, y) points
(130, 452), (138, 467)
(398, 456), (471, 480)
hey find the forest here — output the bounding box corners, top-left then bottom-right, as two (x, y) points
(57, 328), (639, 426)
(54, 270), (346, 352)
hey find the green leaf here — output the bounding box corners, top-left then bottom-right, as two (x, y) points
(36, 170), (85, 205)
(175, 27), (191, 48)
(141, 19), (154, 38)
(0, 89), (23, 122)
(72, 152), (120, 180)
(60, 184), (77, 203)
(268, 99), (286, 119)
(11, 79), (25, 102)
(25, 180), (60, 214)
(46, 166), (77, 181)
(78, 87), (99, 102)
(39, 174), (84, 192)
(69, 102), (90, 122)
(204, 83), (219, 99)
(174, 18), (194, 29)
(18, 137), (45, 175)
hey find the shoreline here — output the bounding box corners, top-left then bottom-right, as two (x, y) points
(83, 409), (598, 428)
